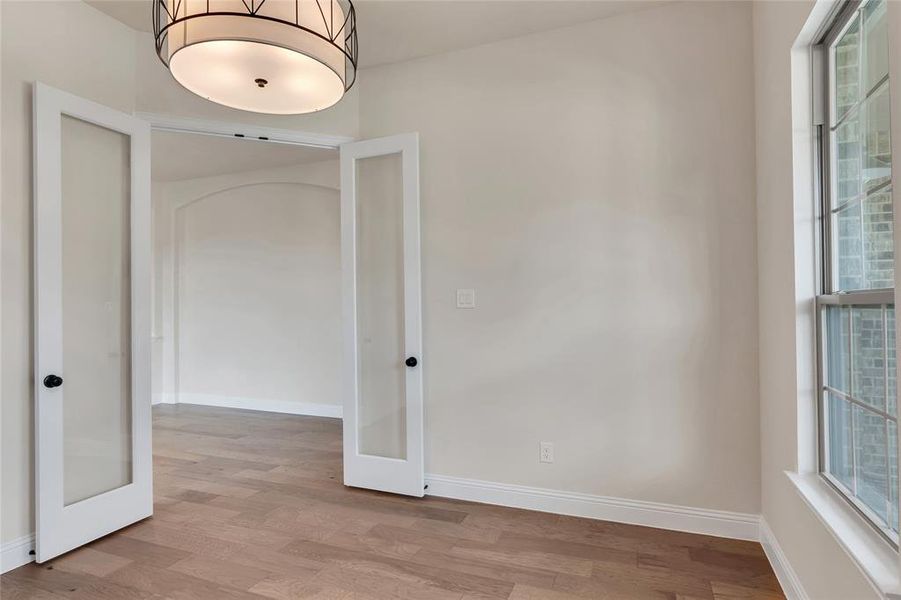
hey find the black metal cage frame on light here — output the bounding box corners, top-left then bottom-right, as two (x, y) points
(152, 0), (359, 93)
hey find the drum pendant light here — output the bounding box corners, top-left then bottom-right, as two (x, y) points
(153, 0), (357, 115)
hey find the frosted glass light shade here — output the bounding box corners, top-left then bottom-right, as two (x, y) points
(154, 0), (357, 115)
(169, 40), (345, 114)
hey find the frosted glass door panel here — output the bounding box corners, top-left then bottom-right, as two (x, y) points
(341, 132), (421, 497)
(60, 115), (133, 505)
(356, 153), (406, 460)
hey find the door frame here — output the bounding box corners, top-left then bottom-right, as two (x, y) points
(33, 82), (153, 561)
(138, 114), (353, 409)
(143, 120), (426, 495)
(137, 112), (354, 149)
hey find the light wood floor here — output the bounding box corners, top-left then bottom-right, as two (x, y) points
(3, 404), (784, 599)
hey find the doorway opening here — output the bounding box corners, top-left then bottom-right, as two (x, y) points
(33, 83), (423, 562)
(151, 130), (343, 419)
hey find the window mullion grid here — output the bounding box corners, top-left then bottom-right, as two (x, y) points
(857, 14), (867, 289)
(883, 305), (892, 523)
(842, 5), (863, 501)
(859, 84), (868, 291)
(823, 303), (897, 537)
(820, 305), (832, 475)
(826, 384), (895, 420)
(850, 303), (859, 496)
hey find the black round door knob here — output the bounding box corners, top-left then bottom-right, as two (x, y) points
(405, 357), (418, 368)
(43, 374), (63, 389)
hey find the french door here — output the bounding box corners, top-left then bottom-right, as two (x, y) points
(341, 133), (424, 497)
(33, 82), (152, 561)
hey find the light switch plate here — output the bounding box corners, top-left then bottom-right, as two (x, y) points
(456, 288), (476, 309)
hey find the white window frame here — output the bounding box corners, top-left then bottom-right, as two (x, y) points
(815, 0), (899, 547)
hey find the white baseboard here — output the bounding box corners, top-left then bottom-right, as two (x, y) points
(1, 534), (34, 574)
(175, 393), (342, 419)
(759, 517), (808, 600)
(151, 393), (177, 405)
(424, 474), (761, 541)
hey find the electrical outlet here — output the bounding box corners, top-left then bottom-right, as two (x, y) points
(456, 288), (476, 309)
(539, 442), (554, 463)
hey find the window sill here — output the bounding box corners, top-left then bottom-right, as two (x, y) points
(787, 471), (900, 598)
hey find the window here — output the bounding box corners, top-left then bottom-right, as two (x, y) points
(818, 0), (897, 543)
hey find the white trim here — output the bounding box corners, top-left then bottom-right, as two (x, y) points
(760, 517), (809, 600)
(177, 393), (342, 419)
(890, 0), (901, 586)
(424, 474), (760, 541)
(788, 471), (901, 599)
(137, 112), (354, 149)
(1, 535), (35, 574)
(151, 393), (177, 405)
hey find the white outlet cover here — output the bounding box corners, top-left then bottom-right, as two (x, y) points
(456, 288), (476, 309)
(539, 441), (554, 463)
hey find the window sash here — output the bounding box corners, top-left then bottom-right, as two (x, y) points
(817, 0), (897, 546)
(816, 299), (897, 542)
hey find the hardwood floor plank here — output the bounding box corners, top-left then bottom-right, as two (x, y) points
(283, 539), (514, 598)
(507, 584), (588, 600)
(3, 563), (160, 600)
(448, 545), (595, 577)
(87, 533), (192, 569)
(311, 564), (467, 600)
(556, 563), (716, 599)
(219, 544), (325, 577)
(167, 556), (274, 591)
(489, 531), (638, 566)
(49, 548), (133, 578)
(405, 516), (503, 544)
(0, 575), (71, 600)
(409, 548), (559, 589)
(104, 562), (266, 600)
(711, 580), (787, 600)
(249, 576), (364, 600)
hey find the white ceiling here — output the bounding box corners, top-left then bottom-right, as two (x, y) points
(152, 130), (336, 181)
(86, 0), (665, 68)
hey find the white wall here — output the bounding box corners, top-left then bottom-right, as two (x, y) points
(152, 160), (342, 414)
(1, 0), (137, 546)
(358, 1), (761, 513)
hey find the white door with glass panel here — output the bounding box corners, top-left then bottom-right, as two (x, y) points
(33, 82), (152, 562)
(341, 134), (424, 496)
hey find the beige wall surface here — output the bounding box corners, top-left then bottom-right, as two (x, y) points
(358, 1), (761, 513)
(753, 1), (883, 597)
(1, 0), (138, 545)
(152, 159), (341, 411)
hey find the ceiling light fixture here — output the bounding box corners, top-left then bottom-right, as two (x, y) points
(153, 0), (357, 115)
